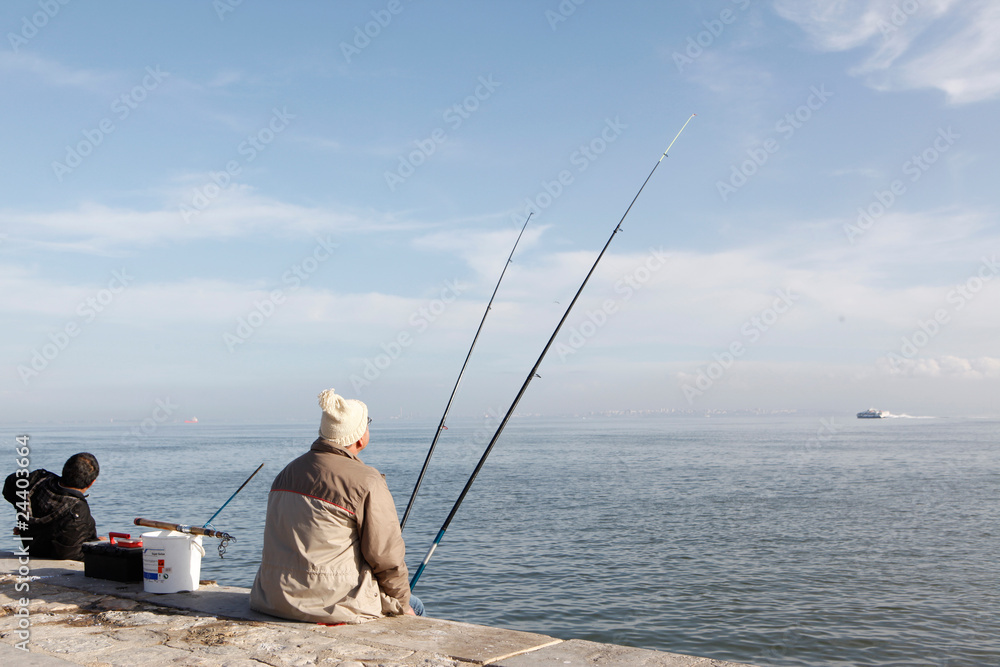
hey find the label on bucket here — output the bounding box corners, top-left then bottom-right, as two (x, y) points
(142, 548), (169, 581)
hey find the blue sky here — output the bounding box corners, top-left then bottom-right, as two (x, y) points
(2, 0), (998, 423)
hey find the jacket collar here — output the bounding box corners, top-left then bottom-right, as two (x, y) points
(40, 474), (85, 499)
(311, 437), (361, 462)
(56, 484), (87, 500)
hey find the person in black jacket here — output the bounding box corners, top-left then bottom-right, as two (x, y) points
(3, 453), (100, 560)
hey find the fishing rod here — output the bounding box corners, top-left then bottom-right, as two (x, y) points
(134, 517), (237, 557)
(409, 114), (696, 589)
(135, 517), (235, 540)
(204, 462), (264, 529)
(400, 213), (533, 530)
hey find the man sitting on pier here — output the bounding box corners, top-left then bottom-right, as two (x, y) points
(3, 453), (100, 560)
(251, 389), (423, 624)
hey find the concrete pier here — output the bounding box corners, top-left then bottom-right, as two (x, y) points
(2, 553), (755, 666)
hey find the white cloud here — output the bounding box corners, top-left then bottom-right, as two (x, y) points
(413, 225), (547, 282)
(292, 134), (344, 152)
(0, 51), (114, 90)
(400, 208), (1000, 361)
(832, 166), (884, 179)
(884, 1), (1000, 103)
(774, 1), (885, 50)
(1, 185), (421, 254)
(205, 70), (244, 88)
(774, 0), (1000, 104)
(677, 50), (775, 102)
(877, 354), (1000, 377)
(4, 201), (998, 415)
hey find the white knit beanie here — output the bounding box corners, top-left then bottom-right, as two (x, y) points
(317, 389), (369, 447)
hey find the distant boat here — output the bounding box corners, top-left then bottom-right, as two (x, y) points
(857, 409), (883, 419)
(184, 417), (199, 424)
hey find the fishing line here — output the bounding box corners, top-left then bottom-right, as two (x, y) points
(409, 114), (695, 589)
(400, 212), (533, 531)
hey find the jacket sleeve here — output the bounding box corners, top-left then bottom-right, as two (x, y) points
(4, 469), (52, 507)
(2, 472), (17, 506)
(357, 476), (411, 611)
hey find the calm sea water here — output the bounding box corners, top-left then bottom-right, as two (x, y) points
(3, 415), (998, 667)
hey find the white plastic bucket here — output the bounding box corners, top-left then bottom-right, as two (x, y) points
(141, 530), (205, 593)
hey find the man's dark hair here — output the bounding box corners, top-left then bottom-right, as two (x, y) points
(61, 453), (99, 490)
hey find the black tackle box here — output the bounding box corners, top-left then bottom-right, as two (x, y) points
(82, 532), (143, 582)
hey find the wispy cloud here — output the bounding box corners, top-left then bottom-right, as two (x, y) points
(774, 0), (1000, 104)
(877, 355), (1000, 378)
(883, 1), (1000, 103)
(0, 51), (114, 90)
(292, 134), (344, 152)
(205, 69), (244, 88)
(404, 208), (1000, 350)
(4, 209), (998, 415)
(413, 225), (547, 284)
(680, 50), (775, 103)
(832, 166), (884, 179)
(2, 185), (424, 254)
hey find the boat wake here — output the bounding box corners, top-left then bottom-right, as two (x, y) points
(881, 412), (936, 419)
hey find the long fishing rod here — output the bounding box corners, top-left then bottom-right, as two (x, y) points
(409, 114), (695, 589)
(135, 517), (235, 540)
(400, 212), (533, 530)
(134, 517), (237, 557)
(204, 462), (264, 529)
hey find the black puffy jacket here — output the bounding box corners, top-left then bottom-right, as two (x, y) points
(3, 469), (98, 560)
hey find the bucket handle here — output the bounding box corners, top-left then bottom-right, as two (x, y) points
(108, 532), (130, 545)
(191, 538), (206, 558)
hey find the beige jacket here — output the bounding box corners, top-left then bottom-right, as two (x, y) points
(249, 439), (411, 624)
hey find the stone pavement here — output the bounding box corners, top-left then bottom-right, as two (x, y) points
(1, 553), (755, 666)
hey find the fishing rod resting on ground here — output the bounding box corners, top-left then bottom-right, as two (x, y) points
(400, 213), (533, 530)
(409, 114), (696, 589)
(134, 517), (237, 558)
